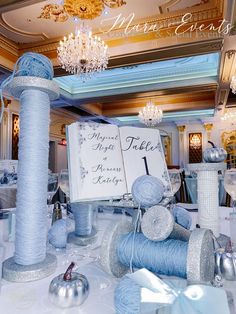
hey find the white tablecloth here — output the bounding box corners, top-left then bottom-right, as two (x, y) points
(0, 209), (235, 314)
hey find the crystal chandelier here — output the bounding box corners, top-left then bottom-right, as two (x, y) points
(57, 24), (108, 79)
(138, 101), (163, 127)
(221, 109), (236, 121)
(230, 76), (236, 94)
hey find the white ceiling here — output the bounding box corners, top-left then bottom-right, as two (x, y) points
(0, 0), (205, 43)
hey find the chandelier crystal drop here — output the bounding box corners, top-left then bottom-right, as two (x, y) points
(221, 109), (236, 121)
(138, 101), (163, 127)
(57, 24), (109, 79)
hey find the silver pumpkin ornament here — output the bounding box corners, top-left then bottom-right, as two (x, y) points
(215, 247), (236, 281)
(203, 141), (227, 163)
(49, 262), (89, 308)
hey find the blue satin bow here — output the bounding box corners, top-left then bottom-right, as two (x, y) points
(126, 269), (230, 314)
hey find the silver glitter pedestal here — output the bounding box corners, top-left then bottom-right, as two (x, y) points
(5, 76), (60, 101)
(67, 228), (98, 246)
(187, 228), (215, 283)
(3, 253), (57, 282)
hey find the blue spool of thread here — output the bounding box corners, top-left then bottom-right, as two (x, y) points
(118, 232), (188, 278)
(172, 205), (192, 230)
(131, 175), (164, 208)
(101, 220), (215, 295)
(71, 202), (94, 236)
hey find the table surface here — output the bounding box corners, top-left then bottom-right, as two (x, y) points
(0, 185), (17, 210)
(0, 208), (236, 314)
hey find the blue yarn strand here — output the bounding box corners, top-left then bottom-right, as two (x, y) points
(115, 277), (141, 314)
(0, 52), (53, 124)
(14, 89), (50, 265)
(117, 232), (188, 278)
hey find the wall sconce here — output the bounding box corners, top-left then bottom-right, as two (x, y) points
(189, 133), (202, 163)
(189, 133), (202, 149)
(58, 138), (67, 146)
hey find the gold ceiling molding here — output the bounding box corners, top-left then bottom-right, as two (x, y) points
(38, 4), (69, 22)
(0, 34), (18, 56)
(39, 0), (126, 22)
(0, 35), (18, 68)
(216, 88), (228, 108)
(220, 49), (236, 83)
(0, 0), (225, 52)
(64, 0), (105, 20)
(221, 130), (236, 149)
(159, 0), (211, 14)
(0, 13), (49, 40)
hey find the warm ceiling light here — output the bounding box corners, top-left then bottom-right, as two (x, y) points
(138, 101), (163, 127)
(57, 24), (108, 79)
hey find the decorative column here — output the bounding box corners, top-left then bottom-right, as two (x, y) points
(187, 163), (226, 237)
(203, 123), (213, 141)
(0, 100), (10, 159)
(177, 125), (186, 167)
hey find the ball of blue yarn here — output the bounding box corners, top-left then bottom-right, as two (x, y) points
(131, 175), (164, 208)
(172, 205), (192, 230)
(48, 219), (67, 249)
(16, 52), (53, 80)
(115, 276), (140, 314)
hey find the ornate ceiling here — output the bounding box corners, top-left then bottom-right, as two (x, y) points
(0, 0), (236, 123)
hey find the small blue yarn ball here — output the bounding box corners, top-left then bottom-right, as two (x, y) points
(48, 219), (67, 249)
(172, 205), (192, 230)
(131, 175), (164, 208)
(16, 52), (53, 80)
(115, 276), (140, 314)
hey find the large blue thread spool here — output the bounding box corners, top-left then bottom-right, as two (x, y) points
(2, 52), (59, 282)
(100, 220), (215, 283)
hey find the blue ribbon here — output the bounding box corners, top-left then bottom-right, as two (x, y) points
(126, 269), (230, 314)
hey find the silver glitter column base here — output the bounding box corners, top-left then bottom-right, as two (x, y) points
(67, 228), (97, 246)
(2, 253), (57, 282)
(6, 76), (59, 101)
(187, 228), (215, 284)
(100, 219), (133, 278)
